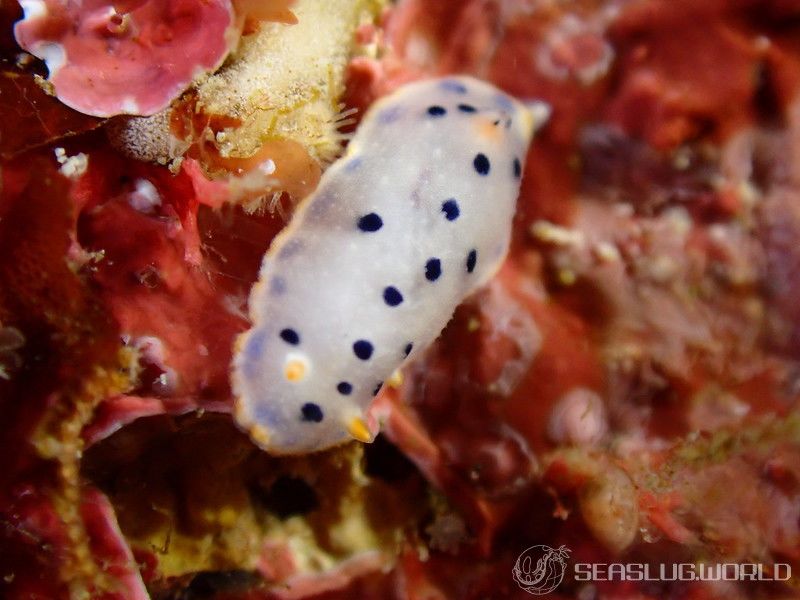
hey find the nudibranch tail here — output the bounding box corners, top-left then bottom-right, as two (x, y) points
(232, 76), (549, 454)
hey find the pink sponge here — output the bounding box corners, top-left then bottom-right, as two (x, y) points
(14, 0), (238, 117)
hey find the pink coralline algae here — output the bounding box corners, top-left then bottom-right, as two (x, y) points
(14, 0), (238, 117)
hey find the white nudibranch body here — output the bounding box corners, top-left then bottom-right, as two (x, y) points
(232, 76), (549, 454)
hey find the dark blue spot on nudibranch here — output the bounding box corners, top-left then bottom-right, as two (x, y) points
(466, 249), (478, 273)
(458, 104), (476, 113)
(373, 382), (383, 396)
(427, 105), (446, 117)
(404, 343), (413, 357)
(280, 328), (300, 345)
(345, 157), (363, 172)
(242, 331), (268, 379)
(337, 381), (353, 395)
(270, 276), (287, 295)
(379, 105), (403, 123)
(441, 199), (460, 221)
(253, 402), (279, 428)
(383, 286), (403, 307)
(495, 94), (514, 110)
(353, 340), (374, 360)
(247, 330), (268, 358)
(278, 239), (303, 260)
(357, 213), (383, 232)
(441, 80), (467, 94)
(425, 258), (442, 281)
(301, 403), (323, 422)
(473, 153), (490, 175)
(513, 157), (522, 178)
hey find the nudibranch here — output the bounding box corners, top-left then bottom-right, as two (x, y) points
(232, 76), (550, 454)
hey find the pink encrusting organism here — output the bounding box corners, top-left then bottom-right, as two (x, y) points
(232, 77), (550, 454)
(14, 0), (240, 117)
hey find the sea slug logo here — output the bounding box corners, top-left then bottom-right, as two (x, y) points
(512, 544), (571, 595)
(512, 544), (792, 594)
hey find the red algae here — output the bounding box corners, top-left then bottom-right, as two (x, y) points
(0, 67), (102, 159)
(2, 0), (800, 598)
(0, 155), (131, 598)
